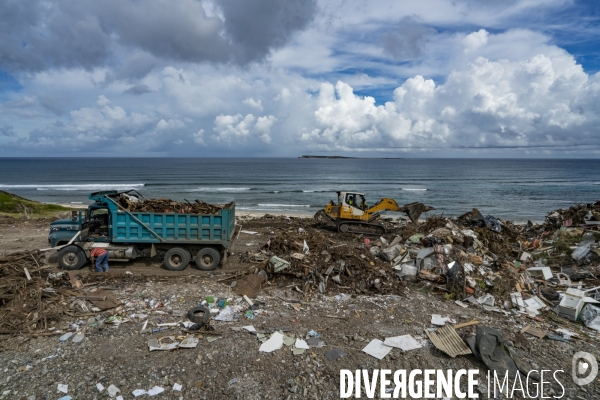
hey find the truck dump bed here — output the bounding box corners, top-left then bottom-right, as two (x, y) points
(90, 191), (235, 247)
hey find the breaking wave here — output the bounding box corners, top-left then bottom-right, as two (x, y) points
(402, 188), (427, 191)
(0, 183), (145, 191)
(186, 187), (252, 192)
(257, 204), (311, 207)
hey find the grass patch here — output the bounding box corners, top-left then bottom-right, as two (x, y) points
(0, 190), (74, 218)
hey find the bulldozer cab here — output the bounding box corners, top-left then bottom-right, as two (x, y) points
(338, 191), (366, 216)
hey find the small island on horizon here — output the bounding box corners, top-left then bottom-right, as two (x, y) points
(299, 155), (402, 159)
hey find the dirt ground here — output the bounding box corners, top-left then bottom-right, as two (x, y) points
(0, 213), (599, 399)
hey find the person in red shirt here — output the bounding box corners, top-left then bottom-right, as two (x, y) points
(90, 247), (109, 273)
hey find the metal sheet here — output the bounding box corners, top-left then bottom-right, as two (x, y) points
(425, 324), (472, 358)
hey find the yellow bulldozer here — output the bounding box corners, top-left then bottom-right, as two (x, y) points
(314, 191), (435, 235)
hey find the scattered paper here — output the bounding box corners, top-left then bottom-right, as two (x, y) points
(214, 306), (236, 322)
(259, 331), (284, 353)
(57, 384), (68, 394)
(383, 335), (423, 351)
(107, 384), (120, 397)
(148, 337), (179, 351)
(295, 338), (310, 349)
(240, 230), (259, 235)
(178, 336), (199, 349)
(242, 325), (256, 332)
(362, 339), (392, 360)
(283, 335), (295, 346)
(173, 383), (182, 391)
(431, 314), (455, 326)
(116, 397), (124, 400)
(132, 389), (147, 397)
(556, 328), (579, 339)
(96, 383), (105, 392)
(147, 386), (165, 396)
(455, 300), (468, 309)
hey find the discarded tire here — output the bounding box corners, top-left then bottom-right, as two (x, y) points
(57, 245), (87, 270)
(187, 306), (210, 324)
(194, 247), (220, 271)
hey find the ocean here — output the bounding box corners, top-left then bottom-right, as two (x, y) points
(0, 158), (599, 222)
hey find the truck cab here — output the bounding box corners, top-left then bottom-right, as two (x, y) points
(48, 210), (84, 247)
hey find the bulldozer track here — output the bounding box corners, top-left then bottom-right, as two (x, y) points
(315, 209), (385, 235)
(337, 221), (385, 235)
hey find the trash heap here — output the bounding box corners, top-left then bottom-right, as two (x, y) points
(241, 202), (600, 331)
(116, 193), (233, 214)
(545, 200), (600, 228)
(244, 228), (405, 295)
(0, 251), (64, 334)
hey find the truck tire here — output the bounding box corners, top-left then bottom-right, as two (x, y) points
(57, 245), (87, 270)
(194, 247), (221, 271)
(163, 247), (191, 271)
(186, 306), (210, 324)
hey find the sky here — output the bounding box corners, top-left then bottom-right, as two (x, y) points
(1, 0), (600, 158)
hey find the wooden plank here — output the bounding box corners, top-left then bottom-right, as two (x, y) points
(455, 320), (479, 329)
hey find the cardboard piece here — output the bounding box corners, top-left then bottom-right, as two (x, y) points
(87, 289), (120, 310)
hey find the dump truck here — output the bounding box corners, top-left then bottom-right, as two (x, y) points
(314, 191), (435, 235)
(48, 190), (235, 271)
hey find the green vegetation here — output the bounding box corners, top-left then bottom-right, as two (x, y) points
(0, 190), (73, 218)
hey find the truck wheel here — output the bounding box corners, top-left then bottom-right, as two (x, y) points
(194, 248), (221, 271)
(163, 248), (191, 271)
(57, 245), (86, 270)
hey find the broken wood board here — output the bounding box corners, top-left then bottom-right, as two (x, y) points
(455, 320), (480, 329)
(520, 324), (548, 338)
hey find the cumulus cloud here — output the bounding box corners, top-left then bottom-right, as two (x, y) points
(302, 52), (600, 151)
(212, 113), (279, 144)
(255, 115), (277, 143)
(462, 29), (489, 53)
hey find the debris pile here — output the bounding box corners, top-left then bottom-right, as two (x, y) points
(116, 194), (233, 214)
(244, 227), (404, 295)
(240, 201), (600, 332)
(0, 251), (64, 334)
(545, 200), (600, 228)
